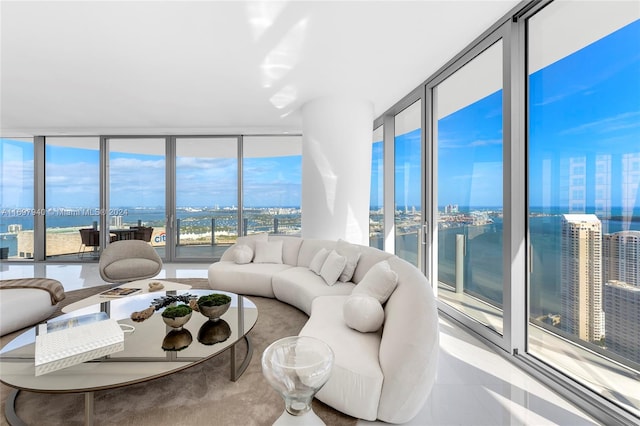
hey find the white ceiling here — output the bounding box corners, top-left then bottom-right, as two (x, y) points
(0, 0), (521, 137)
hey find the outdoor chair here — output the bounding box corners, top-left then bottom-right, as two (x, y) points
(132, 226), (154, 242)
(78, 228), (116, 259)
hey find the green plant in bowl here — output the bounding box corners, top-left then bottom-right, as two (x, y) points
(162, 304), (192, 318)
(161, 304), (193, 329)
(197, 293), (232, 320)
(197, 293), (232, 307)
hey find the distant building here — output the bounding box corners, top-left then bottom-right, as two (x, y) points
(444, 204), (458, 214)
(602, 230), (640, 363)
(111, 215), (123, 227)
(603, 230), (640, 287)
(561, 214), (604, 342)
(604, 281), (640, 363)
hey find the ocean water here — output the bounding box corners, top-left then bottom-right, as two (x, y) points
(3, 208), (638, 319)
(437, 214), (639, 316)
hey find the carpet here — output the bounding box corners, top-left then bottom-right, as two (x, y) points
(0, 279), (358, 426)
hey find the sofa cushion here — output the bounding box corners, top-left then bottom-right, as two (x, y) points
(336, 239), (361, 282)
(233, 244), (253, 264)
(351, 245), (394, 284)
(272, 267), (354, 315)
(352, 260), (398, 303)
(309, 248), (330, 275)
(208, 261), (292, 298)
(220, 233), (269, 262)
(237, 232), (268, 250)
(104, 258), (160, 282)
(253, 240), (283, 264)
(343, 295), (384, 333)
(268, 235), (304, 265)
(320, 250), (347, 285)
(219, 245), (237, 262)
(300, 295), (383, 421)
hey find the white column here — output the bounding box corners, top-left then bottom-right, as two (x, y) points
(301, 97), (373, 245)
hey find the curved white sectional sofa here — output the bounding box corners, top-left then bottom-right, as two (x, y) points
(208, 234), (439, 424)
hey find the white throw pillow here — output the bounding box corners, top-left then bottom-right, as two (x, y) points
(319, 250), (347, 286)
(253, 240), (283, 264)
(343, 295), (385, 333)
(336, 239), (361, 282)
(233, 244), (254, 264)
(236, 233), (268, 252)
(309, 248), (330, 275)
(352, 260), (398, 303)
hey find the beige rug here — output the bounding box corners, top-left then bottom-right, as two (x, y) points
(0, 279), (357, 426)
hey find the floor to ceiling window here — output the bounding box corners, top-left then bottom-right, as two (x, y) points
(107, 137), (166, 258)
(527, 1), (640, 416)
(242, 136), (302, 237)
(0, 134), (302, 263)
(0, 138), (34, 260)
(175, 137), (238, 260)
(45, 137), (100, 260)
(363, 1), (638, 422)
(435, 40), (505, 335)
(370, 126), (384, 249)
(394, 100), (422, 267)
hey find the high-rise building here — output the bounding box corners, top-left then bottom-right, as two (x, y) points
(603, 281), (640, 363)
(603, 230), (640, 287)
(561, 214), (604, 342)
(111, 215), (123, 228)
(444, 204), (459, 214)
(602, 230), (640, 363)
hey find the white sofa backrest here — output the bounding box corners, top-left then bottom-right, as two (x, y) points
(376, 255), (439, 423)
(220, 235), (396, 285)
(268, 235), (304, 265)
(296, 238), (337, 267)
(350, 245), (393, 284)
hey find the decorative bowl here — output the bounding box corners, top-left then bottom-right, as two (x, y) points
(197, 293), (232, 321)
(162, 329), (193, 351)
(197, 319), (232, 345)
(162, 312), (192, 329)
(198, 302), (231, 321)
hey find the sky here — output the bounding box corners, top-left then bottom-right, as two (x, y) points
(373, 18), (639, 211)
(434, 18), (640, 211)
(0, 144), (301, 209)
(528, 19), (640, 212)
(2, 20), (638, 213)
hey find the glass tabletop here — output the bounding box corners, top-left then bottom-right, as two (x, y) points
(0, 290), (257, 393)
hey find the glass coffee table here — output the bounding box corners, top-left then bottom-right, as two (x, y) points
(0, 289), (257, 426)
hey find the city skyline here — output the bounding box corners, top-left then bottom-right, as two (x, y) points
(558, 214), (640, 363)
